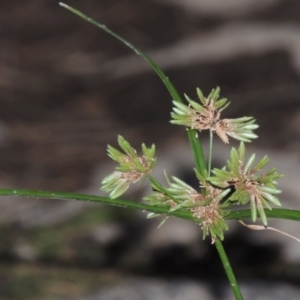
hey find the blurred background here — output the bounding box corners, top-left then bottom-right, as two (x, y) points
(0, 0), (300, 299)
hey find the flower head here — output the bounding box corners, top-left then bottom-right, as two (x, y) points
(101, 135), (156, 198)
(208, 142), (283, 225)
(144, 171), (230, 241)
(170, 87), (258, 143)
(215, 117), (259, 144)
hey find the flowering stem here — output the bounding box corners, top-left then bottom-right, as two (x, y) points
(214, 239), (244, 300)
(148, 175), (180, 204)
(227, 208), (300, 221)
(0, 188), (200, 221)
(187, 130), (207, 177)
(208, 129), (213, 176)
(0, 188), (299, 222)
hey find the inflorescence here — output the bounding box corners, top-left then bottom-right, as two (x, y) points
(101, 87), (282, 242)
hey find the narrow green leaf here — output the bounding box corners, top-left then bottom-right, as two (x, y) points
(187, 130), (207, 178)
(228, 208), (300, 222)
(59, 2), (183, 105)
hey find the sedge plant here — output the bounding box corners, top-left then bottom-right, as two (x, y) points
(0, 3), (300, 300)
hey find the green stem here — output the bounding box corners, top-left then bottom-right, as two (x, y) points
(214, 239), (244, 300)
(187, 130), (207, 177)
(0, 188), (199, 222)
(148, 175), (179, 204)
(208, 129), (213, 176)
(227, 208), (300, 222)
(0, 189), (300, 223)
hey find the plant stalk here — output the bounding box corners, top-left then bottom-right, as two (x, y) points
(214, 239), (244, 300)
(0, 188), (199, 221)
(148, 175), (179, 204)
(208, 129), (213, 176)
(0, 189), (299, 222)
(187, 130), (207, 177)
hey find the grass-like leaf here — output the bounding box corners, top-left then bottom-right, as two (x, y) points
(59, 2), (207, 178)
